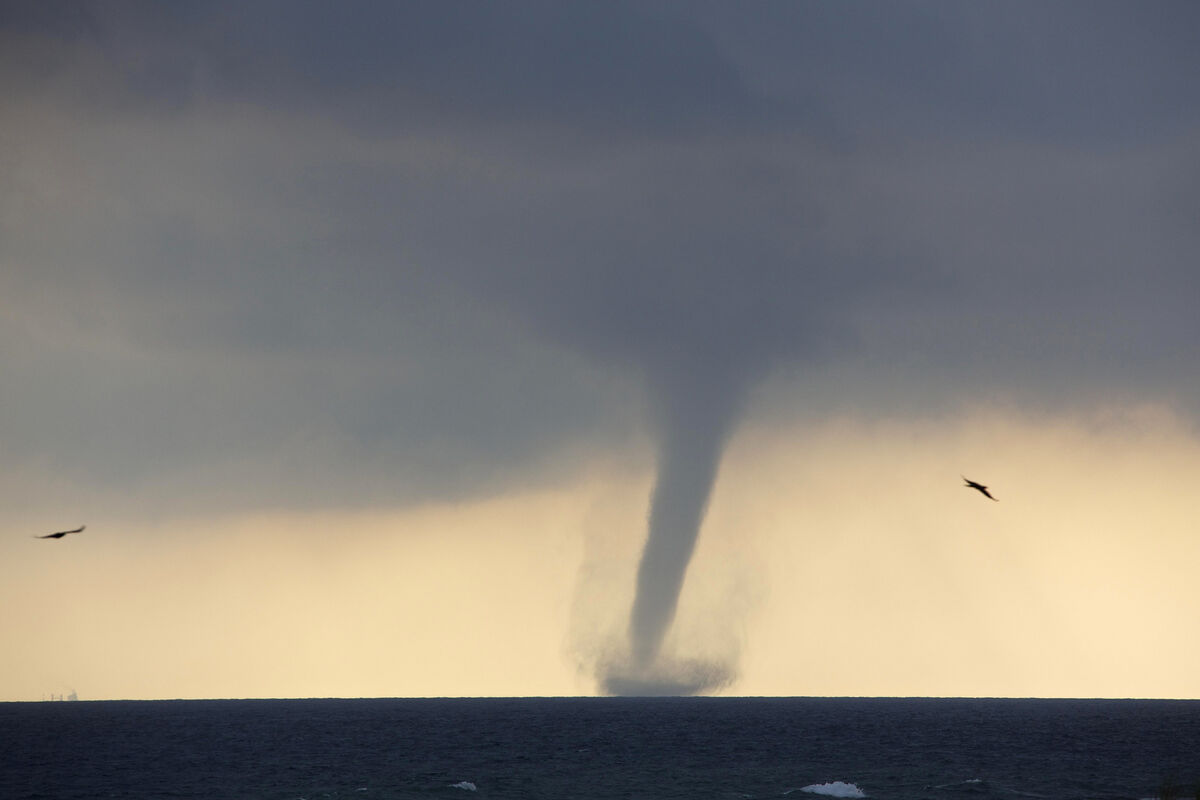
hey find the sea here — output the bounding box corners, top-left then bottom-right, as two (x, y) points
(3, 697), (1199, 800)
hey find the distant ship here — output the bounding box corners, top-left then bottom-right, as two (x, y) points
(45, 691), (78, 701)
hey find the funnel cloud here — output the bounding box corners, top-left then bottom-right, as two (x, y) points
(597, 364), (747, 695)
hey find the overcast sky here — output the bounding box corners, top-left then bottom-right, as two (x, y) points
(3, 1), (1200, 700)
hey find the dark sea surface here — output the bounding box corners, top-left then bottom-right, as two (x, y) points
(3, 698), (1199, 800)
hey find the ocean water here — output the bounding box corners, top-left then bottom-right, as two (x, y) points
(3, 697), (1199, 800)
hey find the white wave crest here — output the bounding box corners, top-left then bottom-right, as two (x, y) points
(450, 781), (477, 791)
(934, 779), (985, 789)
(796, 781), (867, 798)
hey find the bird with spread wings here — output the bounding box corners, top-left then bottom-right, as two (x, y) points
(35, 524), (86, 539)
(962, 477), (997, 501)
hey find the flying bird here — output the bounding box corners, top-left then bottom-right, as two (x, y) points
(962, 477), (997, 501)
(35, 524), (86, 539)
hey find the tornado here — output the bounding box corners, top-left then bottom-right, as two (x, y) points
(600, 364), (745, 695)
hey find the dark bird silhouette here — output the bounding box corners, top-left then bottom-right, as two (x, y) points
(962, 477), (997, 501)
(35, 524), (86, 539)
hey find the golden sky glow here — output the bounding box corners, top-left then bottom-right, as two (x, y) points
(5, 405), (1197, 701)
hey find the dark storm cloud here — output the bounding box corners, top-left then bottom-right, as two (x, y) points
(3, 0), (761, 136)
(696, 0), (1200, 144)
(2, 1), (1199, 518)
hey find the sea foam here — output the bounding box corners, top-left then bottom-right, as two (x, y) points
(795, 781), (867, 798)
